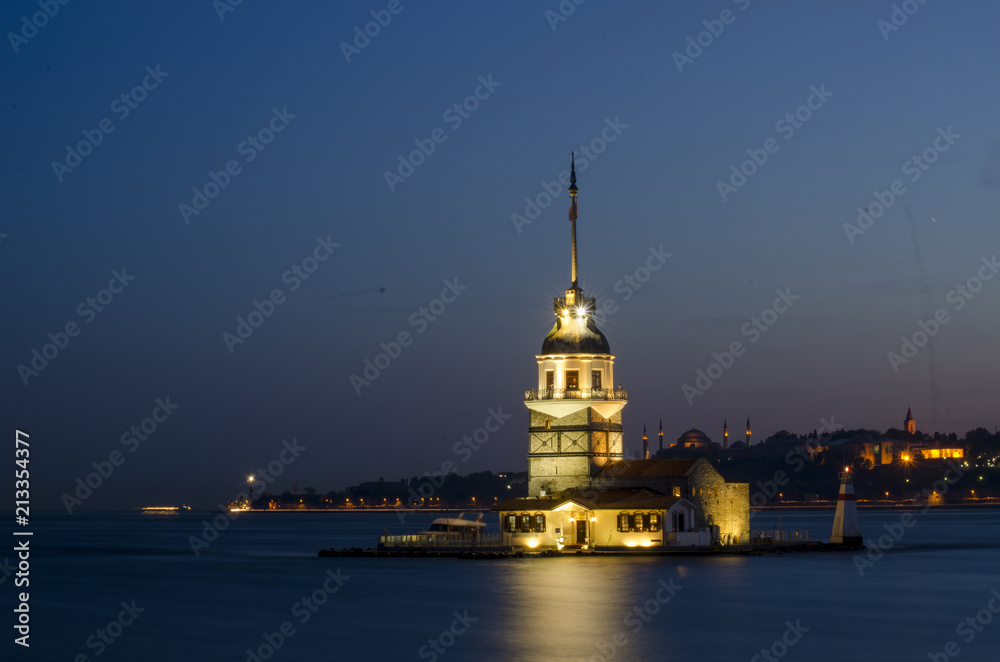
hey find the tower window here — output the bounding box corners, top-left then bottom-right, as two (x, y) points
(545, 370), (554, 392)
(591, 370), (602, 390)
(566, 370), (579, 391)
(544, 419), (551, 430)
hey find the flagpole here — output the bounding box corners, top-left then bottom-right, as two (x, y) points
(569, 152), (579, 288)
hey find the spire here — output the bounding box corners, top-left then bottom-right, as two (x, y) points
(642, 423), (649, 460)
(658, 419), (664, 452)
(724, 419), (729, 450)
(746, 417), (752, 447)
(569, 152), (579, 287)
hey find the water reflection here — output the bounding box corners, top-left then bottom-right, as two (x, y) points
(494, 557), (693, 661)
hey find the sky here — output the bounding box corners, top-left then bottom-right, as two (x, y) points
(2, 1), (998, 511)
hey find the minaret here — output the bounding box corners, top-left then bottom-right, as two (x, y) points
(746, 417), (752, 447)
(904, 407), (916, 435)
(830, 469), (862, 546)
(524, 154), (626, 497)
(723, 420), (729, 450)
(658, 419), (664, 453)
(642, 424), (649, 460)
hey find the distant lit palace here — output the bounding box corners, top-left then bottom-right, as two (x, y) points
(494, 157), (750, 550)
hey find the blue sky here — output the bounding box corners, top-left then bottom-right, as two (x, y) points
(2, 0), (998, 509)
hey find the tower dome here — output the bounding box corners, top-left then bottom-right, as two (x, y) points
(541, 312), (611, 354)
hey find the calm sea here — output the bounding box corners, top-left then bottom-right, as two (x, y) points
(10, 508), (1000, 661)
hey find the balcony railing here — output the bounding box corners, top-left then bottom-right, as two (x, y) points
(525, 387), (627, 401)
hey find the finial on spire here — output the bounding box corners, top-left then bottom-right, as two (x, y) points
(569, 152), (578, 198)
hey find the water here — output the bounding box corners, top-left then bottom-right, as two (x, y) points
(11, 508), (1000, 661)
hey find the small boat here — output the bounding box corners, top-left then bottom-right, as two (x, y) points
(419, 513), (486, 538)
(140, 505), (191, 514)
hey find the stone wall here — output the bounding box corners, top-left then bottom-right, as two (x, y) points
(527, 407), (623, 496)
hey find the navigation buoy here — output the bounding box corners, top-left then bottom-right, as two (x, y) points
(830, 468), (862, 546)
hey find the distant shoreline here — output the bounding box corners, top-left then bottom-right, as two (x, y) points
(753, 501), (999, 511)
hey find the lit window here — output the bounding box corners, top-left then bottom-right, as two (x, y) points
(566, 371), (579, 391)
(673, 486), (681, 497)
(592, 370), (602, 391)
(617, 513), (630, 532)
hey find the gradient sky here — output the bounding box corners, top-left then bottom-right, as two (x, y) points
(3, 1), (998, 510)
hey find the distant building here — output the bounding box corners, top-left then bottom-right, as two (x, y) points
(821, 408), (965, 465)
(671, 428), (717, 451)
(495, 158), (749, 549)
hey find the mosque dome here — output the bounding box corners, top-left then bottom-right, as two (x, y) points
(675, 428), (715, 448)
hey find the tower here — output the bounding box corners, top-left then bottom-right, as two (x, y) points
(830, 469), (862, 546)
(723, 419), (729, 450)
(642, 424), (649, 460)
(658, 419), (664, 453)
(524, 154), (626, 497)
(904, 407), (916, 435)
(746, 417), (752, 447)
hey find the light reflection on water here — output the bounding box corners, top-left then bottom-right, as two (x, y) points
(23, 509), (1000, 661)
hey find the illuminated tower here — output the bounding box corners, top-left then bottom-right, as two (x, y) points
(904, 407), (916, 435)
(524, 154), (626, 497)
(658, 419), (664, 453)
(642, 424), (649, 460)
(723, 420), (729, 450)
(830, 469), (862, 546)
(746, 417), (752, 447)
